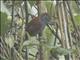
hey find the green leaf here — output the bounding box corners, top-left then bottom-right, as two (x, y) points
(5, 35), (15, 48)
(74, 15), (80, 25)
(45, 1), (55, 15)
(0, 11), (11, 36)
(23, 37), (39, 47)
(51, 47), (72, 55)
(29, 1), (36, 7)
(71, 1), (80, 14)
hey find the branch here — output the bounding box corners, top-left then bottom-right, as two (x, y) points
(47, 24), (62, 46)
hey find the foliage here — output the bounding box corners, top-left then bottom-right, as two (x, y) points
(0, 11), (11, 36)
(29, 1), (36, 7)
(5, 34), (15, 48)
(74, 15), (80, 25)
(51, 47), (72, 56)
(1, 1), (80, 60)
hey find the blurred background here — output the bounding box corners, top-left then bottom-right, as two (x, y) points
(0, 0), (80, 60)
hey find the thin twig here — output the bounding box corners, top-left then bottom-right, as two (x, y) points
(24, 0), (28, 60)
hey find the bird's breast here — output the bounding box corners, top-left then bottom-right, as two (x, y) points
(25, 21), (46, 36)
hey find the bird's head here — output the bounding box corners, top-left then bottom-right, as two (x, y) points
(40, 13), (51, 24)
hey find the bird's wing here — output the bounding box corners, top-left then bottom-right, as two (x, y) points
(26, 18), (41, 32)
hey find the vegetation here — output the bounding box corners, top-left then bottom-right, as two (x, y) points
(0, 0), (80, 60)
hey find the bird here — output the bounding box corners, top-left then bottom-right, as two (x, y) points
(25, 13), (50, 36)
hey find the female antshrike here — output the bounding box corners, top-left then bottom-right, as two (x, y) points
(25, 13), (50, 36)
